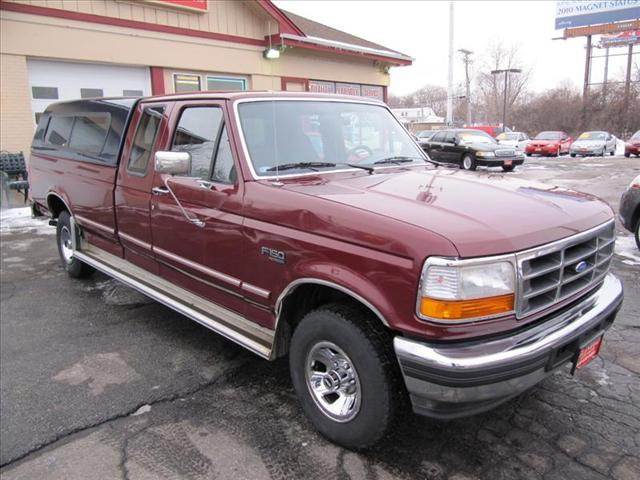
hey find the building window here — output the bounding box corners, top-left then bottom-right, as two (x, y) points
(32, 86), (59, 100)
(174, 74), (201, 93)
(123, 89), (144, 97)
(80, 88), (104, 98)
(206, 76), (246, 91)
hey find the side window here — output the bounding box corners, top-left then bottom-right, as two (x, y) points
(45, 115), (74, 147)
(171, 107), (223, 179)
(444, 132), (456, 144)
(211, 126), (236, 184)
(127, 106), (164, 174)
(432, 132), (445, 143)
(68, 114), (111, 155)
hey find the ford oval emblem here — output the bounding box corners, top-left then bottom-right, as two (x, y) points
(575, 261), (588, 274)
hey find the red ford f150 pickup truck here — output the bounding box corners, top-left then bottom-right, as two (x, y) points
(29, 92), (623, 449)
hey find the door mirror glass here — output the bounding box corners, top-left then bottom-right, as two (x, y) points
(155, 151), (191, 175)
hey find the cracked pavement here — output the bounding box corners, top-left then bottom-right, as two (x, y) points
(1, 155), (639, 480)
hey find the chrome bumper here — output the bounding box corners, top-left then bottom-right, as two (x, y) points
(394, 274), (623, 419)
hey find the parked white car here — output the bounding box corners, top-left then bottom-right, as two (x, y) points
(570, 131), (617, 157)
(496, 131), (530, 150)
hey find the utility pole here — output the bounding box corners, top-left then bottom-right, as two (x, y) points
(446, 1), (454, 126)
(624, 43), (634, 134)
(602, 46), (610, 103)
(582, 35), (592, 129)
(491, 68), (521, 132)
(458, 48), (473, 125)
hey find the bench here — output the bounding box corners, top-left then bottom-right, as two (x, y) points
(0, 151), (29, 206)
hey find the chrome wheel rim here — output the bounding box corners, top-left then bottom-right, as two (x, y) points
(60, 226), (73, 264)
(305, 341), (361, 423)
(463, 156), (472, 169)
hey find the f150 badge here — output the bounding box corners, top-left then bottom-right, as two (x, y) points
(261, 246), (286, 264)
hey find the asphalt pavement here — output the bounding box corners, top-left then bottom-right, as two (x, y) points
(1, 154), (639, 480)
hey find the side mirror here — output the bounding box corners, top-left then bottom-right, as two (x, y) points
(155, 151), (191, 175)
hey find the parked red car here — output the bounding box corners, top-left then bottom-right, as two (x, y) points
(625, 130), (640, 157)
(29, 92), (623, 449)
(525, 131), (573, 157)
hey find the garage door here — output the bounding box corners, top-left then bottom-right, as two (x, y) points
(27, 59), (151, 126)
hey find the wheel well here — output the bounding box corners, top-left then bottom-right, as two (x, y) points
(47, 195), (68, 218)
(272, 283), (385, 358)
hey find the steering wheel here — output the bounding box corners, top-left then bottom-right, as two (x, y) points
(346, 145), (374, 163)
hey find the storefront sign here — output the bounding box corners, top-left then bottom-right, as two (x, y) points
(555, 1), (640, 30)
(145, 0), (209, 13)
(361, 85), (384, 100)
(308, 80), (335, 94)
(336, 83), (361, 96)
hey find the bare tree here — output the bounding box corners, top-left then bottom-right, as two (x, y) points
(475, 40), (532, 125)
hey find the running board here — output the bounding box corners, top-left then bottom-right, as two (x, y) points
(73, 243), (274, 359)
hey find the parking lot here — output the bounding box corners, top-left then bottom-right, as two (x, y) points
(1, 155), (639, 480)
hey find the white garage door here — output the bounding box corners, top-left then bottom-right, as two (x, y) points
(27, 59), (151, 126)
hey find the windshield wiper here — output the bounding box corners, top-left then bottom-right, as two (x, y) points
(265, 162), (337, 172)
(374, 156), (439, 167)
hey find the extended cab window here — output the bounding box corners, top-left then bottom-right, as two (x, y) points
(45, 115), (74, 147)
(128, 106), (164, 174)
(171, 107), (223, 179)
(68, 114), (111, 154)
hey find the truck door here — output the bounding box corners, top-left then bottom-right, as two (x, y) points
(115, 102), (169, 273)
(149, 100), (248, 316)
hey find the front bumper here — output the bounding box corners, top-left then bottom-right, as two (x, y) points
(394, 274), (623, 420)
(625, 145), (640, 155)
(475, 156), (525, 167)
(526, 145), (557, 155)
(571, 147), (604, 156)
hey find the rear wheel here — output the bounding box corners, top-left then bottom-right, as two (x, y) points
(609, 150), (614, 156)
(461, 154), (477, 171)
(289, 303), (405, 449)
(56, 211), (95, 278)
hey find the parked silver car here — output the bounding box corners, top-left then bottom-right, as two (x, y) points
(570, 131), (616, 157)
(496, 131), (530, 150)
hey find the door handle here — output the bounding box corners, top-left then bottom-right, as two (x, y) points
(152, 186), (169, 195)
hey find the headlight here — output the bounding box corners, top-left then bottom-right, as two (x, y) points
(476, 151), (495, 157)
(417, 257), (515, 322)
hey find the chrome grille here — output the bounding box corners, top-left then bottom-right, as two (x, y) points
(516, 221), (615, 318)
(495, 149), (516, 157)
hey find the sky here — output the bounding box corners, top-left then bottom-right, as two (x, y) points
(274, 0), (636, 96)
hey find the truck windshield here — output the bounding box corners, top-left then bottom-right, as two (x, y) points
(237, 100), (426, 177)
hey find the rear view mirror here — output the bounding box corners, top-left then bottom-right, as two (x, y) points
(155, 151), (191, 175)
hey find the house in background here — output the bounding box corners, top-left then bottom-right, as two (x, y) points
(392, 106), (445, 132)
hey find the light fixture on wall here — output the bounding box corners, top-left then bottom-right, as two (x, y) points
(263, 47), (281, 60)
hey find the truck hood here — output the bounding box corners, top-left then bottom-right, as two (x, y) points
(280, 167), (613, 257)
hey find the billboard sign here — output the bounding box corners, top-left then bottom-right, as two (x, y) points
(599, 29), (640, 46)
(555, 1), (640, 29)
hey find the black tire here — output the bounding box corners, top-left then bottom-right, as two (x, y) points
(624, 152), (630, 158)
(635, 220), (640, 251)
(556, 147), (561, 157)
(289, 302), (405, 449)
(570, 153), (576, 158)
(609, 150), (614, 156)
(461, 154), (477, 171)
(56, 211), (95, 278)
(502, 165), (515, 172)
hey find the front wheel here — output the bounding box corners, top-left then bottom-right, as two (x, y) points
(635, 220), (640, 250)
(289, 303), (405, 449)
(570, 153), (576, 158)
(56, 211), (95, 278)
(624, 152), (630, 158)
(461, 154), (477, 171)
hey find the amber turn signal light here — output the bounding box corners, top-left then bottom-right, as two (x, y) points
(419, 294), (514, 320)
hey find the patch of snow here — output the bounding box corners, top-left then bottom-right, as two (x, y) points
(0, 207), (54, 235)
(131, 404), (152, 416)
(614, 235), (640, 266)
